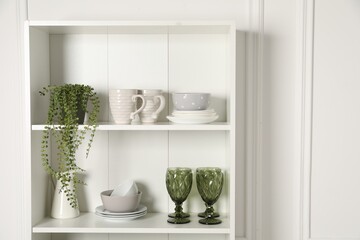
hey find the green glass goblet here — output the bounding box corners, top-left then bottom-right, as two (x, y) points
(166, 167), (193, 224)
(168, 211), (190, 219)
(197, 210), (220, 218)
(196, 167), (224, 225)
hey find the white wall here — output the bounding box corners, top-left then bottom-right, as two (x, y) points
(0, 0), (25, 239)
(262, 0), (299, 239)
(310, 0), (360, 238)
(6, 1), (358, 240)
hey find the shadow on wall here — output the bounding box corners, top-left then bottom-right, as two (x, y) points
(235, 30), (246, 238)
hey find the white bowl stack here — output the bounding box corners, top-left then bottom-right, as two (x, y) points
(167, 93), (219, 124)
(95, 180), (147, 220)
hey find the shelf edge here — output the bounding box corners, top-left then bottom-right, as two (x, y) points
(31, 123), (232, 131)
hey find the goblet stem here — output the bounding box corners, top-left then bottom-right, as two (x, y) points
(204, 204), (215, 218)
(167, 203), (190, 224)
(174, 204), (183, 218)
(168, 211), (190, 218)
(198, 211), (219, 218)
(198, 202), (220, 218)
(199, 203), (222, 225)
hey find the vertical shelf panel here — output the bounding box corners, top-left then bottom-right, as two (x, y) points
(110, 233), (167, 240)
(74, 132), (109, 212)
(30, 27), (50, 124)
(108, 33), (168, 89)
(108, 131), (169, 213)
(107, 31), (169, 215)
(108, 33), (169, 122)
(168, 33), (229, 122)
(49, 34), (109, 121)
(168, 131), (228, 215)
(169, 234), (226, 240)
(48, 34), (110, 212)
(29, 27), (51, 232)
(52, 233), (108, 240)
(31, 131), (51, 226)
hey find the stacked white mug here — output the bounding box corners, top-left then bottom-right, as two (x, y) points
(139, 89), (165, 124)
(109, 89), (146, 124)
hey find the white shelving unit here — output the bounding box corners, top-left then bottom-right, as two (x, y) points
(33, 213), (230, 234)
(25, 21), (237, 240)
(32, 122), (231, 131)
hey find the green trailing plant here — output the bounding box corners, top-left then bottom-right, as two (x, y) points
(40, 84), (100, 209)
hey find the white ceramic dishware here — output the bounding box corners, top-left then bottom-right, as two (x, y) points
(95, 204), (147, 220)
(95, 211), (147, 220)
(101, 190), (142, 212)
(167, 108), (219, 124)
(172, 93), (210, 111)
(109, 89), (146, 124)
(95, 204), (147, 216)
(138, 89), (165, 124)
(172, 109), (217, 117)
(167, 115), (218, 124)
(111, 179), (138, 196)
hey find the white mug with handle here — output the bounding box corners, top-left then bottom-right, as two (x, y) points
(139, 89), (166, 124)
(109, 89), (146, 124)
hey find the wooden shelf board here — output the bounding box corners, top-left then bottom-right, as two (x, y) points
(32, 122), (231, 131)
(33, 212), (230, 234)
(27, 20), (235, 35)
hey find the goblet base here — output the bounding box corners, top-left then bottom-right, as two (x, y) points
(168, 212), (190, 218)
(167, 217), (190, 224)
(199, 218), (222, 225)
(198, 212), (220, 218)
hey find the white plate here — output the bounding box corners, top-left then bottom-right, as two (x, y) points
(167, 115), (218, 124)
(95, 205), (147, 216)
(96, 210), (147, 218)
(172, 109), (215, 115)
(95, 211), (147, 220)
(96, 210), (147, 217)
(172, 112), (217, 118)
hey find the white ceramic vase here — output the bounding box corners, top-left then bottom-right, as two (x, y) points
(51, 178), (80, 219)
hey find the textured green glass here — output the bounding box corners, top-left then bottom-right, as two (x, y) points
(166, 167), (192, 224)
(198, 211), (219, 218)
(196, 167), (224, 225)
(168, 211), (190, 219)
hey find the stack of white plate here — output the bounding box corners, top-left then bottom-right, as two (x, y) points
(167, 109), (219, 124)
(95, 205), (147, 220)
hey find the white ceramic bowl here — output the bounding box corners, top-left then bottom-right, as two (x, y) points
(172, 93), (210, 111)
(101, 190), (142, 212)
